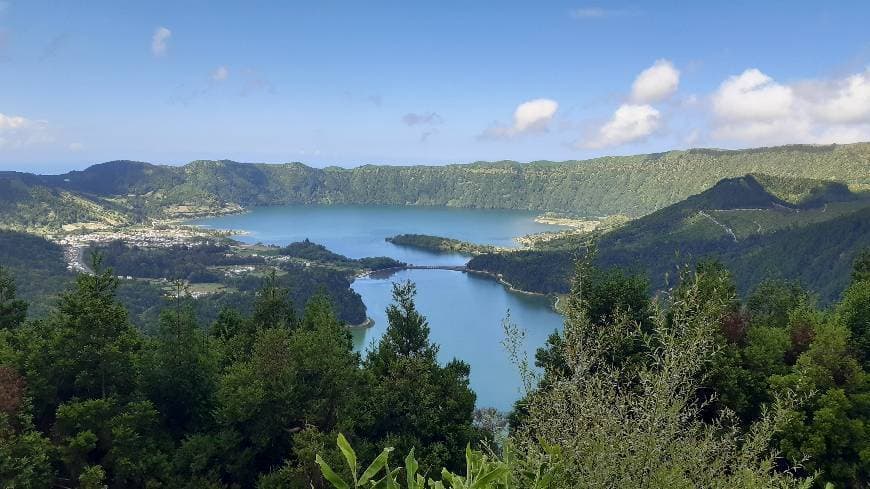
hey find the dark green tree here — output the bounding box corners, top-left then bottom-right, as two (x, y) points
(0, 266), (27, 330)
(363, 281), (477, 473)
(746, 279), (814, 329)
(21, 264), (140, 421)
(54, 397), (172, 488)
(252, 269), (297, 331)
(213, 292), (367, 487)
(534, 259), (653, 382)
(852, 248), (870, 284)
(771, 318), (870, 487)
(140, 284), (218, 438)
(837, 279), (870, 371)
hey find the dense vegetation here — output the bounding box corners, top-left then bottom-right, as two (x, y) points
(386, 234), (497, 255)
(503, 256), (870, 487)
(90, 240), (377, 326)
(0, 230), (73, 317)
(0, 267), (479, 488)
(3, 241), (870, 486)
(2, 143), (869, 230)
(469, 175), (870, 303)
(278, 239), (405, 270)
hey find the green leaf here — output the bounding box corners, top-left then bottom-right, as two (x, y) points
(470, 466), (509, 488)
(428, 479), (446, 489)
(441, 468), (461, 487)
(404, 448), (419, 489)
(316, 454), (350, 489)
(465, 444), (474, 478)
(336, 433), (358, 481)
(369, 467), (401, 489)
(359, 447), (393, 486)
(386, 467), (401, 489)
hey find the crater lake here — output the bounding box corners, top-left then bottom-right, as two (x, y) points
(189, 204), (567, 410)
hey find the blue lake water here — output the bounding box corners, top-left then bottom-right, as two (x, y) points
(190, 204), (567, 410)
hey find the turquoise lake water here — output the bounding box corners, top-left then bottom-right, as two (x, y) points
(190, 204), (567, 410)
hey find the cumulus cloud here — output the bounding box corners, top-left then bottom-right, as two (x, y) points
(712, 69), (793, 122)
(582, 104), (661, 149)
(709, 68), (870, 145)
(481, 98), (559, 139)
(631, 59), (680, 103)
(211, 65), (229, 81)
(577, 60), (674, 149)
(801, 71), (870, 124)
(0, 113), (53, 149)
(402, 112), (443, 126)
(151, 27), (171, 57)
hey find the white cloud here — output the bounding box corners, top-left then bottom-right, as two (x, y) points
(800, 71), (870, 124)
(631, 59), (680, 103)
(151, 27), (171, 57)
(211, 65), (229, 81)
(582, 104), (661, 149)
(709, 68), (870, 145)
(712, 69), (794, 122)
(0, 113), (53, 149)
(575, 60), (676, 149)
(68, 142), (84, 152)
(481, 99), (559, 139)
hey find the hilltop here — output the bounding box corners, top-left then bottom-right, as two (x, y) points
(1, 142), (869, 232)
(466, 173), (870, 302)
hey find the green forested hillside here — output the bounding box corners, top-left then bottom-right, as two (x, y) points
(2, 143), (869, 230)
(468, 174), (870, 302)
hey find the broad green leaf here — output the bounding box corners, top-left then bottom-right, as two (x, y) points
(404, 448), (419, 488)
(465, 444), (473, 479)
(470, 466), (509, 488)
(336, 433), (358, 480)
(359, 447), (393, 486)
(386, 467), (401, 489)
(370, 467), (401, 489)
(316, 454), (350, 489)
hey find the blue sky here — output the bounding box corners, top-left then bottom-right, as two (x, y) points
(1, 1), (869, 173)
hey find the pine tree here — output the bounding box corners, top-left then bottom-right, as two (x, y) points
(23, 262), (140, 420)
(140, 282), (218, 438)
(363, 281), (477, 473)
(252, 269), (297, 331)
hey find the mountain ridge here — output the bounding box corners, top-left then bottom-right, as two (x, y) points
(2, 142), (869, 232)
(465, 173), (870, 302)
